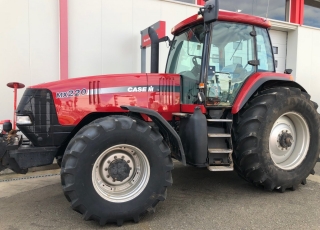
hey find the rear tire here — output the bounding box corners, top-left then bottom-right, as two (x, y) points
(60, 116), (173, 225)
(232, 87), (320, 192)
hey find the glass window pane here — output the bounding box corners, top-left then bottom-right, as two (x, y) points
(174, 0), (195, 4)
(208, 22), (255, 105)
(219, 0), (287, 21)
(304, 0), (320, 28)
(255, 27), (274, 72)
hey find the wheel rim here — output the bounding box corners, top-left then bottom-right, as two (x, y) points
(269, 112), (310, 170)
(92, 144), (150, 203)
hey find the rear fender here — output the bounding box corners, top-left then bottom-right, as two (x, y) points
(121, 106), (186, 165)
(232, 72), (306, 114)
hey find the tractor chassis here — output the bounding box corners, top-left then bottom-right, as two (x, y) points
(0, 135), (57, 174)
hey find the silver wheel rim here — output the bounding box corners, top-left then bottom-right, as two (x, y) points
(269, 112), (310, 170)
(92, 144), (150, 203)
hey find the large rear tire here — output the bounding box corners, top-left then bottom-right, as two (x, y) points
(60, 116), (173, 225)
(232, 87), (320, 192)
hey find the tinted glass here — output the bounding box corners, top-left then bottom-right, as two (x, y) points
(207, 22), (255, 105)
(255, 27), (275, 72)
(304, 0), (320, 28)
(166, 24), (205, 104)
(220, 0), (287, 21)
(174, 0), (195, 4)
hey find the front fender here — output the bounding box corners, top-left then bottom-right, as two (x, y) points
(121, 106), (186, 165)
(232, 72), (306, 114)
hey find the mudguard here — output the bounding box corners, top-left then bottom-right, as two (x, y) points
(232, 72), (306, 114)
(121, 105), (186, 165)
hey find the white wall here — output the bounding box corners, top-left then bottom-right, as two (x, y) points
(0, 0), (59, 121)
(68, 0), (200, 78)
(292, 26), (320, 109)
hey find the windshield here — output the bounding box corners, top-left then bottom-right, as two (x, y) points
(166, 24), (205, 80)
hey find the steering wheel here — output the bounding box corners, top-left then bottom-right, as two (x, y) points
(192, 56), (202, 67)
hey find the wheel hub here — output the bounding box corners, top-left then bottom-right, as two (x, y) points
(269, 112), (310, 170)
(279, 131), (293, 149)
(92, 144), (150, 203)
(108, 159), (132, 182)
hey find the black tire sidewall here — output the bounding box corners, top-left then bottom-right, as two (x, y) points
(68, 120), (168, 220)
(258, 93), (319, 185)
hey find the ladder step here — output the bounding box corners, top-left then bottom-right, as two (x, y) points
(208, 148), (233, 154)
(207, 166), (234, 172)
(207, 119), (233, 122)
(172, 113), (189, 118)
(208, 133), (231, 138)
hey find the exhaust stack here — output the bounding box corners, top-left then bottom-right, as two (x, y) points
(148, 27), (160, 73)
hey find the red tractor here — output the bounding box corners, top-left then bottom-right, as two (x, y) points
(1, 0), (319, 226)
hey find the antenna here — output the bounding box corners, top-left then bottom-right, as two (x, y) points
(265, 0), (270, 20)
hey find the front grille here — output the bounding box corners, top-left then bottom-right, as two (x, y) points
(16, 88), (74, 147)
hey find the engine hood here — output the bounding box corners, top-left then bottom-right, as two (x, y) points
(27, 73), (181, 125)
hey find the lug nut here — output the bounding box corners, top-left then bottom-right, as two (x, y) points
(107, 175), (110, 178)
(114, 156), (117, 159)
(105, 168), (108, 171)
(107, 160), (111, 164)
(121, 156), (125, 159)
(127, 160), (130, 163)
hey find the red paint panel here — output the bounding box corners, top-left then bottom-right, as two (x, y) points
(172, 11), (271, 35)
(60, 0), (68, 80)
(181, 104), (206, 113)
(147, 73), (181, 120)
(231, 72), (293, 114)
(141, 21), (166, 48)
(32, 74), (148, 125)
(31, 73), (184, 125)
(197, 0), (205, 5)
(290, 0), (304, 25)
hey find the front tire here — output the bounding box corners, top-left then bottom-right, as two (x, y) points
(233, 87), (320, 192)
(61, 116), (173, 225)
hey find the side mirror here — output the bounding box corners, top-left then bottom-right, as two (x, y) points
(199, 0), (219, 24)
(284, 69), (293, 74)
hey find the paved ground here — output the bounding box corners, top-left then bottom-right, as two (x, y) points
(0, 163), (320, 230)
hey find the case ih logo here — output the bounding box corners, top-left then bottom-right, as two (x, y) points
(128, 86), (154, 92)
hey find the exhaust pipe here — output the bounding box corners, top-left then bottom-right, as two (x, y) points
(148, 27), (159, 73)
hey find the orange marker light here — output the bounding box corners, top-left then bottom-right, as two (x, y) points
(199, 83), (205, 89)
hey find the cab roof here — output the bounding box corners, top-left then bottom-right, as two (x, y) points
(172, 10), (271, 35)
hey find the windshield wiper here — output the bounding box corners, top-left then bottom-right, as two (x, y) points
(230, 40), (242, 60)
(185, 28), (201, 44)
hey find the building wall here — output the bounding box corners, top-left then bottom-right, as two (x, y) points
(0, 0), (59, 121)
(293, 26), (320, 106)
(1, 0), (320, 121)
(68, 0), (200, 78)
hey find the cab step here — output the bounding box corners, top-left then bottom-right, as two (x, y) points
(207, 165), (233, 171)
(208, 148), (233, 154)
(207, 119), (232, 122)
(208, 133), (231, 138)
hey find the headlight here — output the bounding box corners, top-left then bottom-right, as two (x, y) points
(16, 116), (32, 125)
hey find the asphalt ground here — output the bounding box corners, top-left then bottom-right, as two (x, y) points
(0, 162), (320, 230)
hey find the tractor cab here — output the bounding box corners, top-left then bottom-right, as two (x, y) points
(167, 3), (274, 108)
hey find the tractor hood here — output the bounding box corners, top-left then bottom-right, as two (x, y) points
(26, 73), (181, 125)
